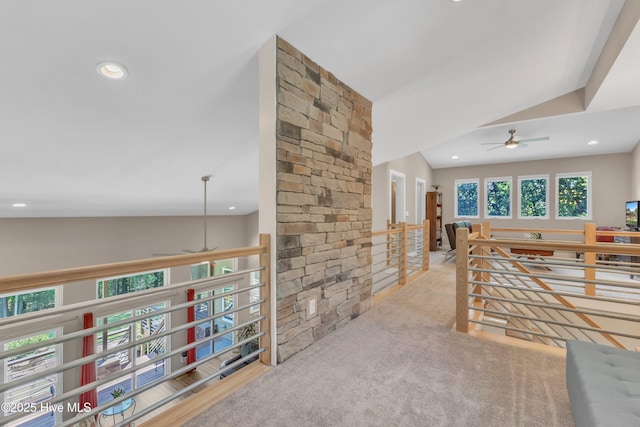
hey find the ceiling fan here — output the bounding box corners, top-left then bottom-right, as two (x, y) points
(153, 175), (218, 256)
(481, 129), (550, 151)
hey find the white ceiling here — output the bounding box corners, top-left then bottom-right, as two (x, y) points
(1, 0), (638, 218)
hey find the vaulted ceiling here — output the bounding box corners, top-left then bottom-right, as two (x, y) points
(1, 0), (638, 217)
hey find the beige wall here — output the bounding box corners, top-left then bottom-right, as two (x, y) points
(0, 215), (257, 277)
(433, 153), (631, 243)
(372, 152), (435, 231)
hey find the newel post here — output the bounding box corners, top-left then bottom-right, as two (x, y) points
(584, 223), (596, 296)
(259, 233), (272, 365)
(399, 222), (408, 285)
(455, 227), (470, 333)
(471, 223), (484, 302)
(422, 219), (430, 271)
(386, 219), (391, 266)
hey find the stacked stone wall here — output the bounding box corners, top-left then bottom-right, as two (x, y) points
(275, 37), (373, 362)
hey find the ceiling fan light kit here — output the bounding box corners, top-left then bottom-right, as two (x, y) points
(481, 128), (550, 151)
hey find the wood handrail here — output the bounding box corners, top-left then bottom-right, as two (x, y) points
(491, 227), (585, 235)
(468, 238), (640, 256)
(0, 245), (266, 294)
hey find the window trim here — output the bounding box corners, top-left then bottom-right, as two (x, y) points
(555, 171), (592, 220)
(454, 178), (480, 219)
(517, 174), (549, 219)
(484, 176), (512, 219)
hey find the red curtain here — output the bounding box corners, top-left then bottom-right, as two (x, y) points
(187, 289), (196, 365)
(80, 313), (98, 412)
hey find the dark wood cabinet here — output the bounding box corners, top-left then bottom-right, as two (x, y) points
(426, 191), (442, 251)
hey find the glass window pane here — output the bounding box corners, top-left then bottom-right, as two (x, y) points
(98, 270), (165, 298)
(557, 173), (590, 218)
(485, 177), (511, 218)
(519, 176), (548, 218)
(455, 179), (479, 218)
(0, 289), (56, 319)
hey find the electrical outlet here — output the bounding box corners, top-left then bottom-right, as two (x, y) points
(309, 298), (316, 316)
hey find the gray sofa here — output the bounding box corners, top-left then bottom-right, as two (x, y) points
(566, 340), (640, 427)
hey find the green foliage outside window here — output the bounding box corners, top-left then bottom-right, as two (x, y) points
(486, 180), (511, 217)
(0, 289), (55, 319)
(456, 181), (478, 217)
(520, 178), (547, 217)
(558, 176), (588, 217)
(6, 331), (55, 351)
(98, 271), (165, 298)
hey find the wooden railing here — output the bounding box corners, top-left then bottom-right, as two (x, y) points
(0, 235), (272, 427)
(371, 221), (429, 297)
(455, 223), (640, 351)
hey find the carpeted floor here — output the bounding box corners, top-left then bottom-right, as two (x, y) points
(185, 255), (573, 427)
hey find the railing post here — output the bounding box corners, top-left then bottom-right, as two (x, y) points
(584, 223), (596, 296)
(471, 223), (483, 303)
(259, 233), (272, 365)
(422, 219), (430, 271)
(399, 222), (407, 285)
(456, 227), (470, 333)
(481, 221), (491, 285)
(386, 219), (391, 266)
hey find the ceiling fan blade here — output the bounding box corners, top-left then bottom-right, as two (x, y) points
(480, 142), (504, 146)
(518, 136), (549, 143)
(152, 252), (182, 257)
(486, 145), (504, 151)
(517, 142), (528, 149)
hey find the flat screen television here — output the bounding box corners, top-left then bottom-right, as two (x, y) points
(626, 200), (639, 230)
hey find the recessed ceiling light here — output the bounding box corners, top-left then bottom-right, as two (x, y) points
(97, 62), (127, 80)
(451, 155), (459, 159)
(12, 203), (27, 208)
(229, 206), (236, 210)
(588, 140), (599, 145)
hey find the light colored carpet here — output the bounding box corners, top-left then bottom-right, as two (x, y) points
(185, 255), (573, 427)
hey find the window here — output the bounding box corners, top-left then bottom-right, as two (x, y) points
(249, 271), (260, 315)
(97, 270), (165, 298)
(556, 172), (591, 219)
(485, 176), (512, 218)
(455, 178), (479, 218)
(518, 175), (549, 219)
(190, 259), (236, 360)
(3, 329), (62, 426)
(96, 270), (168, 402)
(0, 288), (58, 318)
